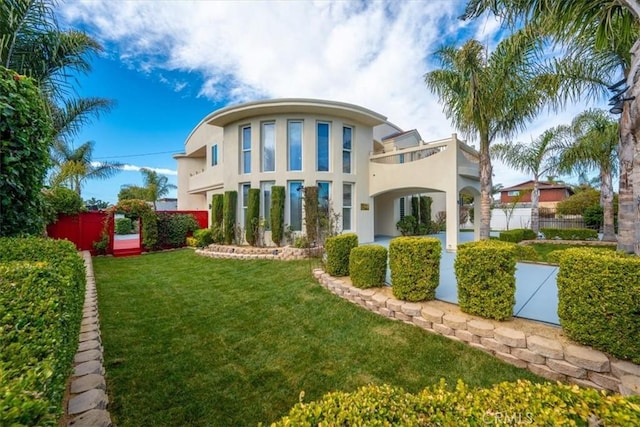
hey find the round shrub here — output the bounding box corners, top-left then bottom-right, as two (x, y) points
(325, 233), (358, 276)
(389, 236), (441, 302)
(42, 186), (86, 224)
(349, 245), (387, 288)
(193, 228), (214, 247)
(274, 380), (640, 426)
(514, 244), (540, 262)
(115, 217), (133, 235)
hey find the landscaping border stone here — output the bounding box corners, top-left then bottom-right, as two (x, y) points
(196, 244), (323, 260)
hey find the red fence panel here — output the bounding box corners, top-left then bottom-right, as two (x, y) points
(47, 212), (110, 255)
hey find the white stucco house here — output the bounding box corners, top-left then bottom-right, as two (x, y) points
(174, 98), (481, 251)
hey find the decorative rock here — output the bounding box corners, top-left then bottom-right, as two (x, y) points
(371, 293), (389, 307)
(78, 340), (101, 352)
(568, 377), (602, 390)
(80, 323), (98, 334)
(68, 389), (108, 415)
(74, 349), (103, 364)
(73, 360), (104, 377)
(480, 337), (510, 354)
(467, 320), (494, 338)
(67, 409), (111, 427)
(421, 306), (444, 324)
(527, 335), (564, 359)
(357, 289), (376, 300)
(365, 301), (376, 310)
(395, 312), (411, 322)
(401, 302), (422, 317)
(528, 363), (567, 382)
(386, 298), (403, 313)
(442, 314), (467, 330)
(611, 360), (640, 379)
(70, 374), (106, 394)
(588, 372), (621, 391)
(494, 327), (526, 348)
(510, 348), (546, 365)
(469, 342), (492, 355)
(546, 359), (587, 379)
(433, 323), (454, 336)
(81, 317), (98, 327)
(565, 345), (610, 372)
(79, 331), (100, 343)
(495, 352), (528, 369)
(379, 307), (393, 317)
(412, 316), (432, 330)
(454, 330), (474, 343)
(619, 375), (640, 396)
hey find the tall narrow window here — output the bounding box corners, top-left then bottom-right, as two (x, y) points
(317, 181), (331, 219)
(260, 181), (274, 230)
(317, 122), (330, 172)
(343, 183), (352, 231)
(261, 122), (275, 172)
(342, 126), (352, 173)
(289, 181), (303, 231)
(211, 144), (218, 166)
(399, 197), (405, 220)
(241, 126), (251, 174)
(288, 120), (303, 171)
(241, 183), (251, 226)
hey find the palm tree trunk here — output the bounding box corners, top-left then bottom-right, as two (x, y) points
(618, 88), (636, 252)
(530, 178), (540, 234)
(479, 138), (492, 240)
(625, 39), (640, 254)
(600, 171), (616, 242)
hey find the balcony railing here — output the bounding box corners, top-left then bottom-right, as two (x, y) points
(369, 144), (446, 164)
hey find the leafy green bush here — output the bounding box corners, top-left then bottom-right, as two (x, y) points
(349, 245), (387, 288)
(293, 235), (310, 248)
(270, 186), (285, 246)
(513, 244), (540, 262)
(540, 227), (598, 240)
(303, 186), (319, 244)
(411, 195), (432, 229)
(193, 228), (214, 247)
(42, 186), (86, 224)
(499, 228), (536, 243)
(583, 205), (603, 230)
(115, 217), (133, 235)
(557, 248), (640, 363)
(245, 188), (260, 246)
(223, 191), (237, 245)
(156, 213), (200, 248)
(396, 215), (418, 235)
(389, 237), (441, 302)
(273, 380), (640, 426)
(0, 238), (85, 426)
(1, 68), (52, 237)
(325, 233), (358, 276)
(455, 240), (516, 320)
(211, 194), (224, 228)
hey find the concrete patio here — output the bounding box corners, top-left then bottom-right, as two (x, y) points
(372, 233), (560, 326)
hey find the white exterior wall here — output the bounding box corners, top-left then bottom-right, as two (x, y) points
(490, 207), (532, 231)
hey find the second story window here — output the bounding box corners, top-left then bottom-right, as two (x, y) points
(261, 122), (275, 172)
(211, 144), (218, 166)
(342, 126), (352, 173)
(317, 122), (330, 172)
(288, 120), (302, 171)
(241, 125), (251, 174)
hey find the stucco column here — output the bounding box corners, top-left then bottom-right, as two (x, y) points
(445, 190), (458, 252)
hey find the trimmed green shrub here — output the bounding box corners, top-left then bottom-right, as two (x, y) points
(540, 227), (598, 240)
(349, 245), (387, 288)
(42, 186), (86, 224)
(389, 237), (441, 302)
(304, 186), (319, 244)
(245, 188), (260, 246)
(0, 238), (85, 426)
(514, 244), (540, 262)
(270, 186), (285, 246)
(193, 228), (214, 247)
(325, 233), (358, 276)
(223, 190), (237, 245)
(115, 217), (133, 235)
(396, 215), (418, 235)
(455, 240), (516, 320)
(211, 193), (224, 228)
(499, 228), (537, 243)
(411, 195), (432, 228)
(557, 248), (640, 363)
(156, 213), (200, 248)
(0, 68), (52, 237)
(273, 380), (640, 426)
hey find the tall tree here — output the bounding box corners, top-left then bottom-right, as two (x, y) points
(140, 168), (177, 210)
(557, 109), (618, 241)
(462, 0), (640, 251)
(492, 128), (563, 234)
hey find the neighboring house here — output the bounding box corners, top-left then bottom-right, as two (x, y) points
(156, 198), (178, 211)
(174, 98), (480, 250)
(499, 180), (574, 208)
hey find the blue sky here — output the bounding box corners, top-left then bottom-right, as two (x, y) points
(58, 0), (601, 204)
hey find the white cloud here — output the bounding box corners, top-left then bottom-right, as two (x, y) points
(91, 162), (177, 176)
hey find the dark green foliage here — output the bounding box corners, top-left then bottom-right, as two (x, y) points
(156, 213), (200, 248)
(349, 245), (387, 288)
(583, 205), (603, 230)
(499, 228), (537, 243)
(396, 215), (418, 235)
(275, 381), (640, 426)
(0, 67), (52, 236)
(513, 244), (540, 262)
(304, 186), (319, 243)
(557, 248), (640, 363)
(389, 237), (441, 302)
(455, 240), (516, 320)
(270, 186), (285, 246)
(540, 227), (598, 240)
(0, 238), (85, 426)
(223, 190), (237, 245)
(411, 195), (432, 227)
(42, 186), (86, 224)
(325, 233), (358, 276)
(115, 217), (133, 235)
(211, 194), (224, 228)
(245, 188), (260, 246)
(193, 228), (214, 247)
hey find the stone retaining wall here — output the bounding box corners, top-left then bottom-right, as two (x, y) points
(197, 244), (323, 260)
(66, 252), (111, 426)
(313, 269), (640, 396)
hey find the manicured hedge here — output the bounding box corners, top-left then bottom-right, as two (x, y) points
(303, 186), (319, 244)
(455, 240), (516, 320)
(325, 233), (358, 276)
(223, 190), (237, 245)
(156, 213), (200, 248)
(270, 186), (285, 246)
(557, 248), (640, 363)
(273, 380), (640, 426)
(389, 237), (441, 302)
(349, 245), (387, 288)
(115, 217), (133, 235)
(514, 244), (540, 262)
(541, 227), (598, 240)
(499, 228), (537, 243)
(210, 194), (224, 228)
(0, 237), (85, 426)
(245, 188), (260, 246)
(193, 228), (214, 247)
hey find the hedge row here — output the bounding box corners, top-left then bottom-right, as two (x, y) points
(541, 227), (598, 240)
(349, 244), (387, 288)
(156, 213), (200, 248)
(389, 237), (441, 302)
(498, 228), (537, 243)
(0, 238), (85, 426)
(325, 233), (358, 276)
(557, 248), (640, 364)
(274, 380), (640, 425)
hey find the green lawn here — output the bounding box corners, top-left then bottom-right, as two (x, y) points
(93, 249), (541, 426)
(526, 242), (617, 263)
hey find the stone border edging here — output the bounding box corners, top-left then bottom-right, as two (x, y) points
(196, 244), (323, 260)
(312, 268), (640, 396)
(66, 251), (112, 427)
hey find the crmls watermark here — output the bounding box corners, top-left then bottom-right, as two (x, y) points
(482, 411), (535, 425)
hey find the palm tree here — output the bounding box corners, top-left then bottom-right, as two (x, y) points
(461, 0), (640, 251)
(140, 168), (177, 210)
(492, 128), (564, 234)
(49, 140), (122, 195)
(557, 109), (618, 241)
